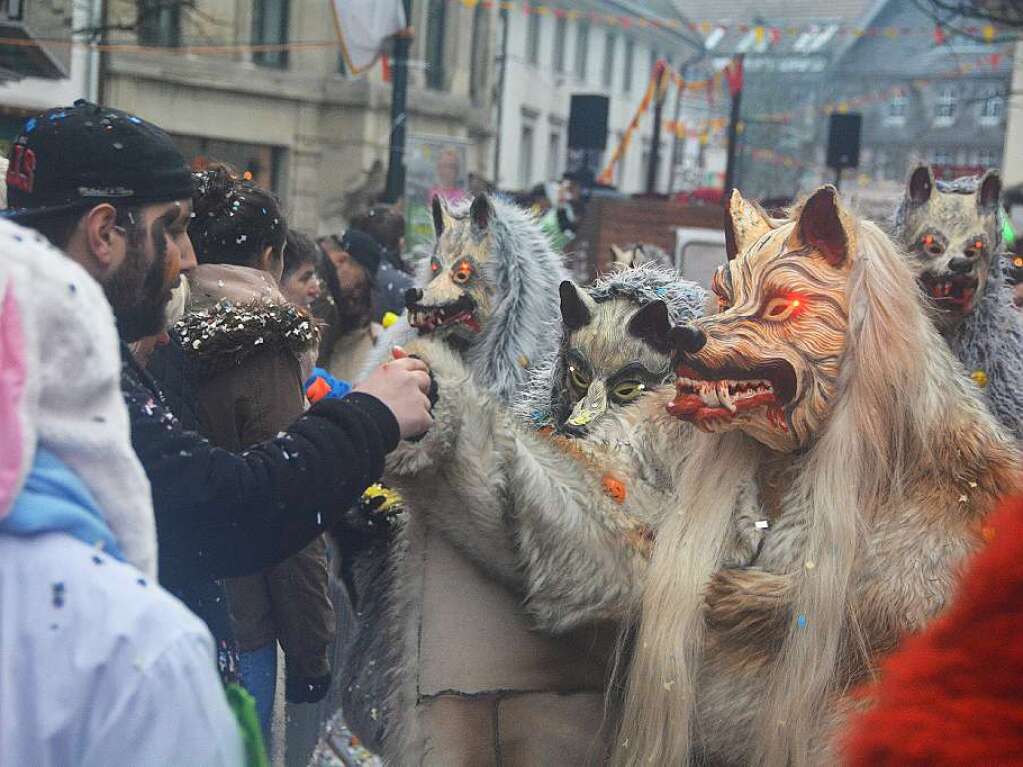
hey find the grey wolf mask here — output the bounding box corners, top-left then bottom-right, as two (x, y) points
(363, 193), (566, 403)
(894, 164), (1023, 441)
(517, 265), (706, 436)
(895, 165), (1002, 330)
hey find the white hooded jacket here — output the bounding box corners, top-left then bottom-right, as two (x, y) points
(0, 221), (244, 767)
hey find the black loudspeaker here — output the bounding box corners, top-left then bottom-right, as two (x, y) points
(568, 94), (609, 151)
(826, 113), (862, 170)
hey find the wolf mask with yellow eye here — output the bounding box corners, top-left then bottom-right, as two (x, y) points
(516, 265), (706, 436)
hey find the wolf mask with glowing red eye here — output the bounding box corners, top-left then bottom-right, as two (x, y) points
(405, 195), (496, 341)
(634, 186), (852, 452)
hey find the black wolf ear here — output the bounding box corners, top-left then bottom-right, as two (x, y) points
(559, 281), (595, 331)
(432, 195), (448, 237)
(627, 300), (672, 354)
(470, 194), (493, 231)
(978, 169), (1002, 213)
(908, 165), (934, 205)
(794, 185), (850, 269)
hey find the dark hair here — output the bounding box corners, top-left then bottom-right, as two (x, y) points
(350, 205), (405, 256)
(28, 204), (142, 250)
(283, 228), (320, 280)
(188, 162), (287, 267)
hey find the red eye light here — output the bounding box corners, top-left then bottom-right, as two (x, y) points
(975, 240), (985, 250)
(922, 235), (934, 246)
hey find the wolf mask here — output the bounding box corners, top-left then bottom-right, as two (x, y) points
(896, 165), (1002, 330)
(614, 186), (1018, 767)
(365, 193), (565, 403)
(635, 188), (850, 453)
(893, 165), (1023, 442)
(517, 265), (706, 436)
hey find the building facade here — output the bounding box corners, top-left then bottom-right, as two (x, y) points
(494, 0), (700, 194)
(99, 0), (497, 233)
(0, 0), (87, 156)
(829, 0), (1013, 216)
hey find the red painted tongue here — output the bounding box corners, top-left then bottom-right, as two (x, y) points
(666, 389), (779, 423)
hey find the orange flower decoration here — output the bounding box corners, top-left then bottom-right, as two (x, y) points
(601, 474), (627, 504)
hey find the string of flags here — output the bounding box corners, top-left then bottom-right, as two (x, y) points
(596, 46), (1010, 185)
(451, 0), (1011, 43)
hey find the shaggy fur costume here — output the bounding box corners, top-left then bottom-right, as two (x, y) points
(393, 188), (1019, 766)
(893, 168), (1023, 441)
(842, 494), (1023, 766)
(379, 266), (709, 765)
(336, 194), (568, 764)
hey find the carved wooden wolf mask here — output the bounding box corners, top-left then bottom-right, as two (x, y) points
(634, 187), (853, 452)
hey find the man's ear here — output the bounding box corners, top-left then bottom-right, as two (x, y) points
(82, 203), (123, 276)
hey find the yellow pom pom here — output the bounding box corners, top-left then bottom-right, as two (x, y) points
(970, 370), (988, 388)
(381, 311), (399, 329)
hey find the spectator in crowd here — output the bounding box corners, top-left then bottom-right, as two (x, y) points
(183, 164), (336, 736)
(3, 101), (432, 687)
(0, 222), (245, 767)
(281, 228), (323, 309)
(316, 230), (384, 382)
(349, 204), (413, 316)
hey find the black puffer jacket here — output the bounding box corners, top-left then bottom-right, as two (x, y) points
(122, 347), (398, 575)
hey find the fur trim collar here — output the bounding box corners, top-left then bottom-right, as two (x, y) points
(176, 299), (319, 377)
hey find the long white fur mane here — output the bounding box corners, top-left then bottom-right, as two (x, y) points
(614, 215), (1009, 767)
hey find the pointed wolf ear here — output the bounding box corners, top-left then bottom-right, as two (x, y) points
(792, 185), (852, 268)
(610, 244), (625, 263)
(470, 194), (493, 231)
(725, 189), (772, 261)
(908, 165), (934, 205)
(978, 169), (1002, 213)
(559, 281), (596, 331)
(432, 195), (453, 237)
(627, 300), (672, 354)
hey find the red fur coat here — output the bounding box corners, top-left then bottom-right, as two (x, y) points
(843, 495), (1023, 765)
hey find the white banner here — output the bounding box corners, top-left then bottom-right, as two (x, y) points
(330, 0), (407, 75)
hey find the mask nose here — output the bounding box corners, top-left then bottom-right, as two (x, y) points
(405, 287), (424, 308)
(668, 324), (707, 355)
(948, 256), (973, 274)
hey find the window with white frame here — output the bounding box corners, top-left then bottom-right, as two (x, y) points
(979, 85), (1005, 123)
(553, 15), (567, 73)
(575, 20), (590, 80)
(885, 89), (907, 124)
(603, 33), (617, 88)
(527, 6), (541, 65)
(520, 117), (536, 188)
(934, 86), (958, 124)
(932, 148), (954, 166)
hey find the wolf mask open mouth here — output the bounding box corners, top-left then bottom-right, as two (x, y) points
(407, 293), (480, 334)
(918, 271), (978, 313)
(668, 361), (795, 432)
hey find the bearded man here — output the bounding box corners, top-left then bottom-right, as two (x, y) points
(3, 100), (433, 687)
